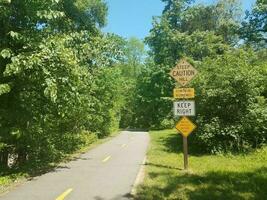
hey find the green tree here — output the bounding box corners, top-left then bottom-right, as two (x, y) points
(193, 49), (267, 152)
(118, 37), (147, 128)
(135, 0), (242, 129)
(133, 0), (267, 153)
(240, 0), (267, 48)
(146, 0), (241, 65)
(123, 37), (146, 77)
(0, 0), (127, 168)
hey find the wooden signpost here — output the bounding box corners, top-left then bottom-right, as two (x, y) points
(170, 59), (198, 170)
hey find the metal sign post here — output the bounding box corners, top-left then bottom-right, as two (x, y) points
(170, 58), (198, 170)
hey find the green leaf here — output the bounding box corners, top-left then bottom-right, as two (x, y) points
(0, 49), (12, 58)
(0, 0), (11, 4)
(9, 31), (19, 39)
(0, 84), (11, 95)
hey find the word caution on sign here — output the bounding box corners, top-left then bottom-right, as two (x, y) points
(169, 58), (198, 170)
(170, 59), (198, 86)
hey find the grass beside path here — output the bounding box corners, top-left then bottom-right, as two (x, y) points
(136, 129), (267, 200)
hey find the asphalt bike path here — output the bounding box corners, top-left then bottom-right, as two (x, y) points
(0, 131), (149, 200)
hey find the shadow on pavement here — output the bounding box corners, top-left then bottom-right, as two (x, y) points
(94, 192), (134, 200)
(125, 128), (149, 132)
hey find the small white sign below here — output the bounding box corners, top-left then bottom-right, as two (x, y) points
(174, 101), (195, 116)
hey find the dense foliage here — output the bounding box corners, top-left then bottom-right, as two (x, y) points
(131, 0), (267, 152)
(240, 0), (267, 49)
(193, 50), (267, 152)
(0, 0), (126, 168)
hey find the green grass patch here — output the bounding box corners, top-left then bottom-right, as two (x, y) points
(136, 129), (267, 200)
(0, 170), (26, 194)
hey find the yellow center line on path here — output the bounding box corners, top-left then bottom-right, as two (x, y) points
(102, 155), (111, 163)
(121, 144), (127, 148)
(55, 188), (73, 200)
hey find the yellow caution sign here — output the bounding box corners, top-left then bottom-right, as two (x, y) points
(170, 59), (198, 86)
(175, 117), (197, 137)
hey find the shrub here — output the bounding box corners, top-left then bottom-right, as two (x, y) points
(193, 49), (267, 152)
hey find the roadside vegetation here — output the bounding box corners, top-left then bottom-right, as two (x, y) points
(0, 0), (266, 197)
(136, 129), (267, 200)
(134, 0), (267, 199)
(129, 0), (267, 154)
(0, 0), (144, 189)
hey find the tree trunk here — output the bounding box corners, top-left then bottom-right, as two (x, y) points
(0, 150), (8, 168)
(17, 149), (27, 166)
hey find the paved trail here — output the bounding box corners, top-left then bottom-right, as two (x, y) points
(0, 131), (149, 200)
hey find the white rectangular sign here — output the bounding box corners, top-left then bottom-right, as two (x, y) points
(174, 100), (195, 116)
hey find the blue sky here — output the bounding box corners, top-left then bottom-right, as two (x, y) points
(103, 0), (256, 40)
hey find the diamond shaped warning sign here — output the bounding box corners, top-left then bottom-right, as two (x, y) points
(175, 117), (197, 137)
(170, 59), (198, 86)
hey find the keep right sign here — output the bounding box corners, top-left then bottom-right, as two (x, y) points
(174, 100), (195, 116)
